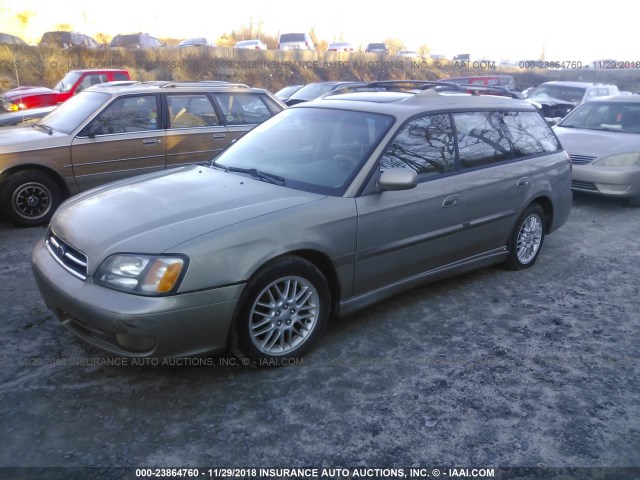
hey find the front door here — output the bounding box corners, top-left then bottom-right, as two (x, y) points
(354, 113), (468, 295)
(71, 94), (164, 191)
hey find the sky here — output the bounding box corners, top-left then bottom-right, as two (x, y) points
(0, 0), (635, 63)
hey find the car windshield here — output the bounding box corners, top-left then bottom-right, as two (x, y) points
(53, 71), (83, 93)
(37, 91), (110, 134)
(559, 102), (640, 133)
(528, 85), (585, 104)
(289, 83), (338, 102)
(275, 85), (301, 99)
(214, 107), (394, 195)
(111, 35), (142, 47)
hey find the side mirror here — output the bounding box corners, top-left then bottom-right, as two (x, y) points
(378, 168), (417, 191)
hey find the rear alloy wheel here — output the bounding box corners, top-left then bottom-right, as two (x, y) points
(505, 204), (546, 270)
(230, 256), (330, 366)
(2, 170), (63, 227)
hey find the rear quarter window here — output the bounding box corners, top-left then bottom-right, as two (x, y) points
(214, 93), (275, 125)
(501, 111), (561, 156)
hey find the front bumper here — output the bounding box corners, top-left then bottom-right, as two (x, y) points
(32, 238), (245, 358)
(572, 164), (640, 198)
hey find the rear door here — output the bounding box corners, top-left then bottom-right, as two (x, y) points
(451, 111), (530, 255)
(70, 94), (165, 191)
(164, 93), (229, 168)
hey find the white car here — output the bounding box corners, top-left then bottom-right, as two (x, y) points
(234, 39), (267, 50)
(277, 32), (314, 50)
(554, 96), (640, 206)
(327, 42), (354, 52)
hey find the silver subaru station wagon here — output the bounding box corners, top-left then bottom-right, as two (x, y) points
(32, 82), (572, 365)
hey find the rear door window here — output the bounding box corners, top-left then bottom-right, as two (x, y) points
(453, 112), (513, 169)
(167, 94), (219, 128)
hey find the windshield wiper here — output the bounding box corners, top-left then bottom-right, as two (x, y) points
(31, 123), (53, 135)
(211, 162), (286, 186)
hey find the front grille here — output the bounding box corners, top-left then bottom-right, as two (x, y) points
(45, 230), (88, 280)
(572, 180), (599, 192)
(570, 154), (596, 165)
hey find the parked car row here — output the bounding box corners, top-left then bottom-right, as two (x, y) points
(1, 74), (637, 366)
(3, 73), (637, 215)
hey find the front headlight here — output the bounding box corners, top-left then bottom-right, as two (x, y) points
(95, 254), (188, 296)
(593, 153), (640, 167)
(8, 102), (26, 111)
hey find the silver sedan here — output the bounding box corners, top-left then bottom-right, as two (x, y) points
(554, 95), (640, 206)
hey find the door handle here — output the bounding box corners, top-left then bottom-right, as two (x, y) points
(213, 133), (226, 138)
(442, 194), (460, 208)
(517, 177), (529, 188)
(143, 138), (160, 145)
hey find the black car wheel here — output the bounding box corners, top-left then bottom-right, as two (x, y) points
(2, 170), (63, 227)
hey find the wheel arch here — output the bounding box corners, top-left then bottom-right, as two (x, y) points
(0, 163), (71, 198)
(528, 194), (554, 233)
(246, 248), (342, 318)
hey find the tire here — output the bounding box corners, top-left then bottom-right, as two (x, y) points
(505, 204), (546, 270)
(1, 170), (63, 227)
(229, 256), (330, 366)
(628, 194), (640, 208)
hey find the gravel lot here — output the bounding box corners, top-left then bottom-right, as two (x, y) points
(0, 193), (639, 478)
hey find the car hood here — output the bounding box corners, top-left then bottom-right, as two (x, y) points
(2, 86), (56, 101)
(0, 125), (69, 150)
(527, 96), (577, 107)
(51, 165), (324, 266)
(554, 126), (640, 157)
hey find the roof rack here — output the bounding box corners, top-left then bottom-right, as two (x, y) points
(91, 80), (173, 89)
(159, 81), (250, 89)
(325, 80), (523, 99)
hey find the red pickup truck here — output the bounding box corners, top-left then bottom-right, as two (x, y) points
(0, 69), (130, 111)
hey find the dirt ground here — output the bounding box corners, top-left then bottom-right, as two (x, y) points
(0, 192), (638, 479)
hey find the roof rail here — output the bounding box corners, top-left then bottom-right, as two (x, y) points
(91, 80), (173, 88)
(325, 80), (523, 99)
(159, 81), (251, 89)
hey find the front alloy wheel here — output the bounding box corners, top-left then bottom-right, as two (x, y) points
(230, 256), (330, 366)
(249, 276), (320, 355)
